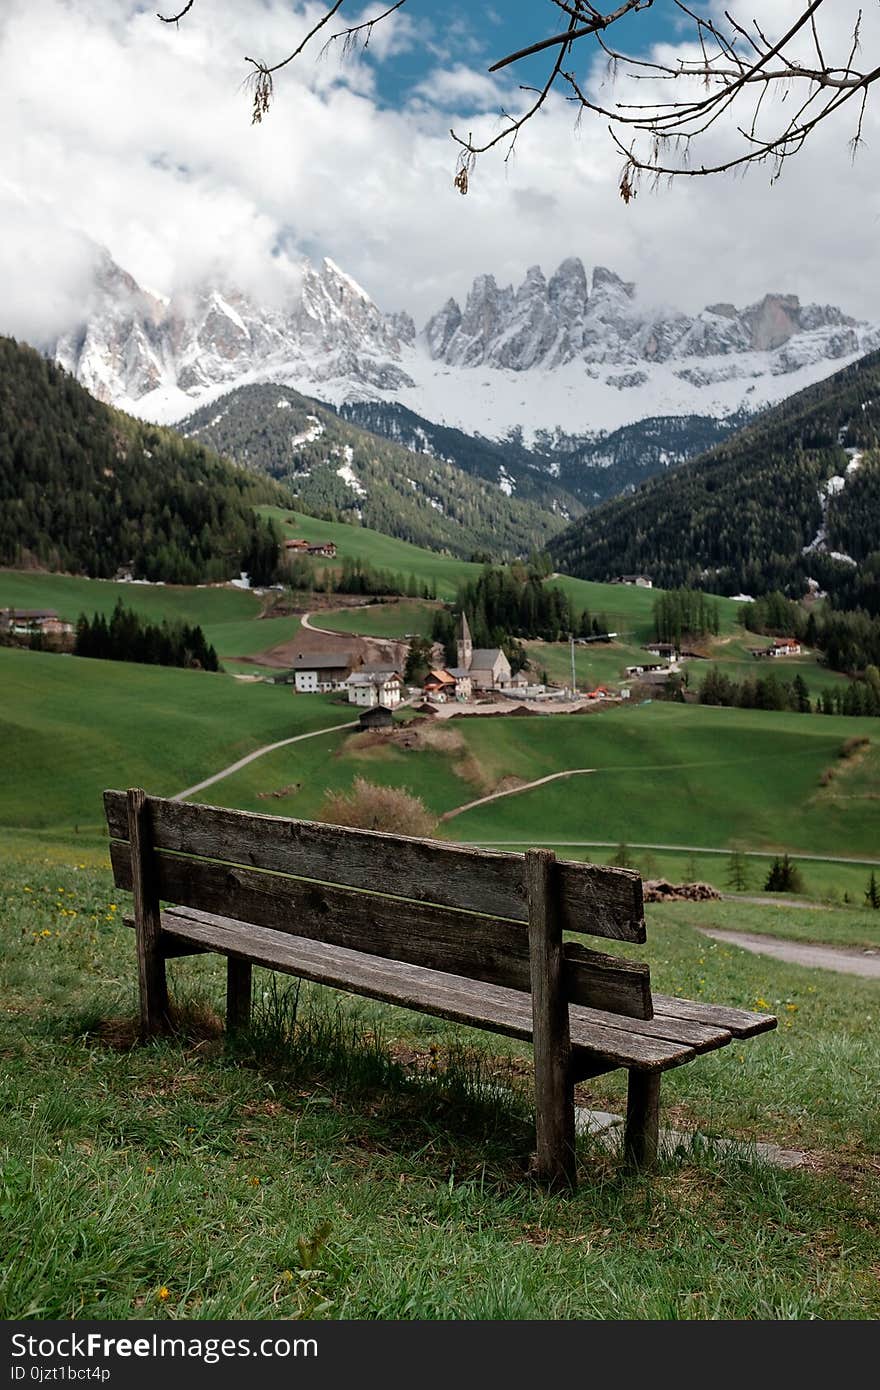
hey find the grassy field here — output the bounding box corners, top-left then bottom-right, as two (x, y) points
(262, 508), (483, 600)
(309, 599), (441, 641)
(1, 847), (878, 1320)
(0, 647), (348, 835)
(445, 704), (880, 860)
(0, 570), (300, 661)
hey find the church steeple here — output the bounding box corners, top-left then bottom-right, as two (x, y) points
(456, 611), (473, 671)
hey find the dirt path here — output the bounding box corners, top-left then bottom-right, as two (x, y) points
(441, 769), (596, 823)
(174, 720), (359, 801)
(458, 836), (880, 868)
(700, 929), (880, 978)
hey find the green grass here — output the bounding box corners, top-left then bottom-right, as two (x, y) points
(1, 848), (878, 1320)
(0, 571), (299, 660)
(443, 703), (880, 862)
(559, 846), (880, 913)
(0, 647), (347, 835)
(262, 508), (482, 600)
(309, 600), (440, 641)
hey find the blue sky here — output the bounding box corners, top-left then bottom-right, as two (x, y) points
(3, 0), (879, 338)
(364, 1), (686, 111)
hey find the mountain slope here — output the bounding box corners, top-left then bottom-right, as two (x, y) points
(178, 383), (565, 560)
(0, 337), (284, 584)
(335, 400), (739, 510)
(44, 247), (879, 443)
(548, 349), (880, 610)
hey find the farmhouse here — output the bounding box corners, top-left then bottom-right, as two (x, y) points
(0, 608), (73, 637)
(358, 704), (393, 731)
(284, 539), (337, 558)
(291, 650), (359, 693)
(613, 574), (653, 588)
(643, 642), (679, 662)
(346, 667), (403, 708)
(750, 637), (802, 659)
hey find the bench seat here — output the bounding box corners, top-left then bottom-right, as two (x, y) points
(139, 907), (774, 1075)
(109, 788), (778, 1188)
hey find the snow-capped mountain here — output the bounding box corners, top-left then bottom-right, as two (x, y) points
(55, 249), (415, 418)
(49, 250), (880, 444)
(425, 259), (864, 375)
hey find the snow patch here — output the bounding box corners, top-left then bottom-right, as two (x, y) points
(802, 449), (862, 562)
(337, 444), (367, 497)
(290, 414), (324, 448)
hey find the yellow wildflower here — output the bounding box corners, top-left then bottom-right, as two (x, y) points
(157, 1287), (170, 1302)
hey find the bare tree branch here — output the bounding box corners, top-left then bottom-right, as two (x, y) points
(155, 0), (880, 197)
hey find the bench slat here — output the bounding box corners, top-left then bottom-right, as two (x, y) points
(104, 791), (645, 943)
(651, 994), (777, 1039)
(152, 909), (695, 1072)
(111, 843), (652, 1018)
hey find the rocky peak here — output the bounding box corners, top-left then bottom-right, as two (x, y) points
(591, 265), (635, 299)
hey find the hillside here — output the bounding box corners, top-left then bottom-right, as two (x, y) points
(180, 383), (564, 561)
(0, 338), (285, 584)
(336, 399), (737, 510)
(548, 349), (880, 610)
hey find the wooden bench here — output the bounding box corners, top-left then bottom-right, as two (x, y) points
(104, 788), (777, 1190)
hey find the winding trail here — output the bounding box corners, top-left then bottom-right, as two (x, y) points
(441, 769), (596, 822)
(455, 835), (880, 868)
(174, 720), (359, 802)
(700, 929), (880, 979)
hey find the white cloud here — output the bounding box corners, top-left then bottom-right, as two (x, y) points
(0, 0), (878, 349)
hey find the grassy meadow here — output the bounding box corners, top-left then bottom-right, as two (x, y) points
(2, 529), (878, 1320)
(0, 570), (300, 661)
(0, 646), (348, 836)
(1, 849), (878, 1320)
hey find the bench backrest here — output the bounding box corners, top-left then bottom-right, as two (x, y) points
(104, 789), (652, 1020)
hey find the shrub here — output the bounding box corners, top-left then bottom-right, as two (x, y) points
(316, 777), (438, 838)
(764, 854), (804, 894)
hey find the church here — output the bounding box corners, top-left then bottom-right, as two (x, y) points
(454, 613), (513, 690)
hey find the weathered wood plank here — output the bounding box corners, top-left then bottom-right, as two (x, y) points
(126, 788), (170, 1037)
(226, 958), (252, 1034)
(104, 790), (646, 943)
(569, 1005), (730, 1053)
(110, 842), (651, 1017)
(151, 908), (695, 1070)
(652, 994), (777, 1038)
(624, 1071), (661, 1168)
(526, 849), (575, 1190)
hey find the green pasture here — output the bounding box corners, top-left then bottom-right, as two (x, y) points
(0, 647), (347, 835)
(309, 599), (441, 641)
(1, 849), (878, 1319)
(446, 704), (880, 861)
(0, 570), (299, 661)
(559, 845), (880, 913)
(261, 508), (482, 600)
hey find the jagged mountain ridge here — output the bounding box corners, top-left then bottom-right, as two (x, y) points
(424, 259), (867, 376)
(47, 248), (880, 448)
(55, 248), (415, 412)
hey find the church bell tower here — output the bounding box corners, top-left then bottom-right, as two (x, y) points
(457, 612), (473, 670)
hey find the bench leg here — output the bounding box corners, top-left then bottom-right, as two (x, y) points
(226, 958), (252, 1035)
(533, 1064), (577, 1192)
(624, 1070), (661, 1169)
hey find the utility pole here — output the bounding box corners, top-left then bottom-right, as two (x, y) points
(569, 633), (576, 699)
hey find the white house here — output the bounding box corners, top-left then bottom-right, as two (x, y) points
(346, 668), (403, 708)
(292, 650), (358, 693)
